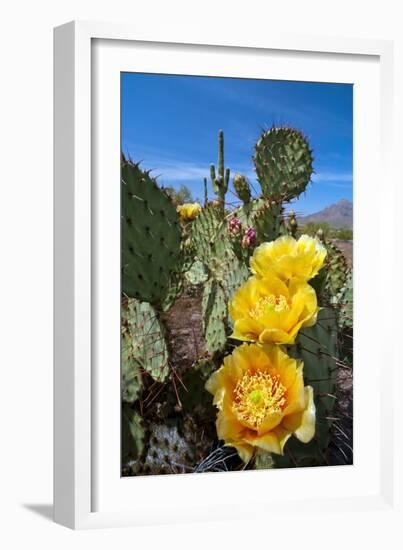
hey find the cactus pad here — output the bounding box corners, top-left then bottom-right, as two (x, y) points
(324, 241), (349, 301)
(277, 308), (338, 467)
(124, 417), (213, 476)
(191, 203), (234, 276)
(253, 126), (313, 201)
(123, 298), (169, 383)
(122, 404), (146, 463)
(202, 279), (227, 354)
(185, 260), (208, 285)
(121, 160), (182, 305)
(338, 270), (353, 329)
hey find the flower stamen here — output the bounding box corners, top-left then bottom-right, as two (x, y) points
(233, 371), (286, 428)
(249, 294), (289, 319)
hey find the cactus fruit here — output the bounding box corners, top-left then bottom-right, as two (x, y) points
(288, 210), (298, 237)
(253, 126), (313, 202)
(123, 297), (169, 383)
(241, 227), (257, 249)
(227, 216), (243, 237)
(202, 279), (227, 354)
(121, 160), (182, 306)
(210, 129), (230, 208)
(233, 173), (251, 204)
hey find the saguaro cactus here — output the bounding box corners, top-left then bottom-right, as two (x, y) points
(203, 177), (208, 206)
(210, 129), (230, 209)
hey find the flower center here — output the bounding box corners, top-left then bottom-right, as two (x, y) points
(233, 371), (286, 428)
(249, 294), (289, 319)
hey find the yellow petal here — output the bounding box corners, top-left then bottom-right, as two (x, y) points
(259, 328), (293, 345)
(294, 386), (316, 443)
(282, 363), (306, 415)
(272, 425), (293, 454)
(216, 409), (244, 442)
(246, 432), (282, 455)
(228, 441), (254, 463)
(232, 319), (262, 342)
(257, 411), (284, 435)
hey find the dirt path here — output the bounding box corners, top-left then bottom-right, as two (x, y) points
(163, 291), (206, 371)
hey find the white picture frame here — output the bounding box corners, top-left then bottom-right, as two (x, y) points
(54, 20), (399, 531)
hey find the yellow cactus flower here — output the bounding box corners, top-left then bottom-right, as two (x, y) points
(176, 202), (202, 221)
(250, 234), (327, 282)
(229, 274), (318, 345)
(205, 343), (316, 462)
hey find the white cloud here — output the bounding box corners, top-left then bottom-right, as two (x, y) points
(311, 171), (352, 188)
(313, 171), (352, 183)
(135, 155), (256, 186)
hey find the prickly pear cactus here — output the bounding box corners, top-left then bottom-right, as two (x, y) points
(253, 126), (313, 202)
(178, 359), (217, 419)
(121, 160), (182, 306)
(324, 241), (349, 301)
(124, 417), (213, 476)
(121, 340), (142, 403)
(236, 197), (265, 227)
(121, 119), (352, 477)
(251, 200), (284, 244)
(122, 404), (146, 463)
(191, 203), (234, 276)
(202, 279), (227, 354)
(122, 297), (169, 383)
(278, 308), (338, 467)
(161, 270), (183, 312)
(222, 258), (249, 316)
(338, 270), (353, 329)
(185, 260), (208, 285)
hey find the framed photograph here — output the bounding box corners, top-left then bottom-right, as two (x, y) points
(54, 21), (398, 530)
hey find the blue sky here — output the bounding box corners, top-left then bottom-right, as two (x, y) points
(121, 73), (352, 215)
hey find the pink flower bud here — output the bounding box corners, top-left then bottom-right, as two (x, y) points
(241, 227), (257, 248)
(228, 216), (242, 236)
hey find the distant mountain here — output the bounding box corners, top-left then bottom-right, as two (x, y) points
(299, 199), (353, 229)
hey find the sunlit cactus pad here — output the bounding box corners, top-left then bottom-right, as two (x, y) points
(121, 159), (182, 305)
(254, 126), (314, 201)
